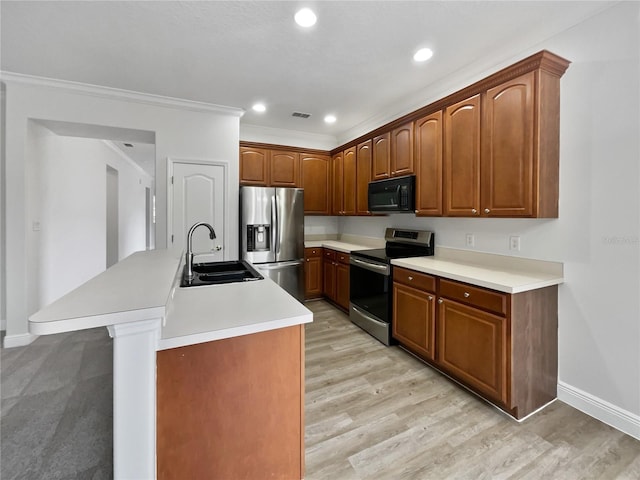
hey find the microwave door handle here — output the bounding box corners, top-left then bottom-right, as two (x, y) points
(394, 185), (401, 207)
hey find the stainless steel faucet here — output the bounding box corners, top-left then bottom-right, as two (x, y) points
(185, 222), (216, 281)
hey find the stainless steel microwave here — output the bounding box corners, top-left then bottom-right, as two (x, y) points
(368, 175), (416, 213)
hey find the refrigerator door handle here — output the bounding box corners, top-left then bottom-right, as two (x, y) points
(257, 260), (304, 269)
(271, 194), (278, 258)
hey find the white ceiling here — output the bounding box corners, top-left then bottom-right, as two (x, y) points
(1, 1), (616, 139)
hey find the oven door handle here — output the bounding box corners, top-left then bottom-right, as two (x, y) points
(350, 257), (390, 275)
(351, 305), (389, 328)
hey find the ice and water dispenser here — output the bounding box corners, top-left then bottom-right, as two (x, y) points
(246, 224), (270, 252)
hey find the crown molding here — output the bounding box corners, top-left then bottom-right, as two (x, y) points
(240, 123), (337, 151)
(0, 71), (245, 117)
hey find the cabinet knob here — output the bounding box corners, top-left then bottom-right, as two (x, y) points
(408, 276), (413, 281)
(464, 292), (470, 298)
(306, 259), (309, 262)
(471, 208), (477, 214)
(438, 298), (444, 304)
(484, 208), (491, 214)
(428, 295), (433, 301)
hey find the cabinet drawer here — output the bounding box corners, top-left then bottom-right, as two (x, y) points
(305, 247), (323, 259)
(337, 252), (350, 264)
(439, 279), (507, 316)
(394, 267), (436, 292)
(323, 249), (336, 261)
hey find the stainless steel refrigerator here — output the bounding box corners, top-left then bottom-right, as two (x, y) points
(240, 186), (305, 302)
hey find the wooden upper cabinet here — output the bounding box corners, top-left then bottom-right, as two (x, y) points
(444, 94), (481, 216)
(301, 154), (331, 215)
(372, 132), (391, 180)
(356, 140), (372, 216)
(240, 147), (269, 186)
(331, 151), (344, 215)
(342, 147), (357, 215)
(391, 122), (414, 176)
(415, 111), (443, 216)
(270, 150), (300, 187)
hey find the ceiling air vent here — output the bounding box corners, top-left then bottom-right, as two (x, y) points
(292, 112), (311, 119)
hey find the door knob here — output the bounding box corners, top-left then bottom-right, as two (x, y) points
(214, 245), (223, 251)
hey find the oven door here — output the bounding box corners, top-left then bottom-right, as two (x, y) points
(349, 256), (392, 345)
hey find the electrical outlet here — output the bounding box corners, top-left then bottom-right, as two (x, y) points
(509, 235), (521, 251)
(465, 233), (475, 248)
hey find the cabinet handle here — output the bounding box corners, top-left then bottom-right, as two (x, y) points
(484, 208), (491, 214)
(438, 299), (444, 304)
(408, 276), (413, 281)
(471, 208), (477, 214)
(428, 295), (433, 301)
(464, 292), (470, 298)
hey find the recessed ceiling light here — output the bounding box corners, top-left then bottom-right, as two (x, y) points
(252, 103), (266, 113)
(413, 48), (434, 62)
(324, 115), (337, 124)
(295, 8), (317, 27)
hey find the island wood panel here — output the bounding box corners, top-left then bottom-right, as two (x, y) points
(157, 325), (305, 480)
(356, 140), (372, 215)
(444, 94), (481, 216)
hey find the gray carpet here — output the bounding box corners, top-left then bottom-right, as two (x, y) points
(1, 328), (113, 480)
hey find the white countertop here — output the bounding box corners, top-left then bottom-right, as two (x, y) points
(392, 253), (564, 294)
(161, 273), (311, 350)
(29, 249), (313, 348)
(305, 240), (370, 253)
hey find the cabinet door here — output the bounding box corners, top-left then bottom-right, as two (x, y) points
(323, 258), (336, 301)
(332, 152), (343, 215)
(240, 147), (269, 186)
(393, 282), (435, 361)
(304, 254), (323, 299)
(335, 262), (350, 310)
(444, 95), (481, 216)
(391, 122), (414, 176)
(342, 147), (357, 215)
(482, 72), (535, 217)
(301, 154), (331, 215)
(372, 132), (391, 180)
(415, 111), (443, 216)
(356, 140), (372, 215)
(437, 298), (508, 405)
(270, 151), (300, 187)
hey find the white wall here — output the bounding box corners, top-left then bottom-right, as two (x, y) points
(340, 3), (640, 435)
(0, 85), (5, 330)
(2, 78), (241, 344)
(27, 125), (153, 309)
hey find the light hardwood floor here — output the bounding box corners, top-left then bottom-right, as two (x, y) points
(304, 300), (640, 480)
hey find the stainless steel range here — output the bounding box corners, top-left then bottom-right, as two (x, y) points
(349, 228), (434, 345)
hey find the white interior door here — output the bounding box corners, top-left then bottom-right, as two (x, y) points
(171, 162), (225, 261)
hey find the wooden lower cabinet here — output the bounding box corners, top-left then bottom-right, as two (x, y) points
(304, 248), (323, 299)
(156, 325), (305, 480)
(322, 249), (350, 311)
(392, 269), (558, 420)
(437, 298), (508, 405)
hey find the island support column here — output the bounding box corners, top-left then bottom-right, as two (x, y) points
(108, 318), (162, 480)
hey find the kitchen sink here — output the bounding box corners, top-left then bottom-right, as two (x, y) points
(180, 260), (264, 287)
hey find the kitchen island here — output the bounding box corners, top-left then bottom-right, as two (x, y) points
(29, 249), (313, 480)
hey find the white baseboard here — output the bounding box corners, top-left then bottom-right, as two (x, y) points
(558, 381), (640, 441)
(3, 332), (37, 348)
